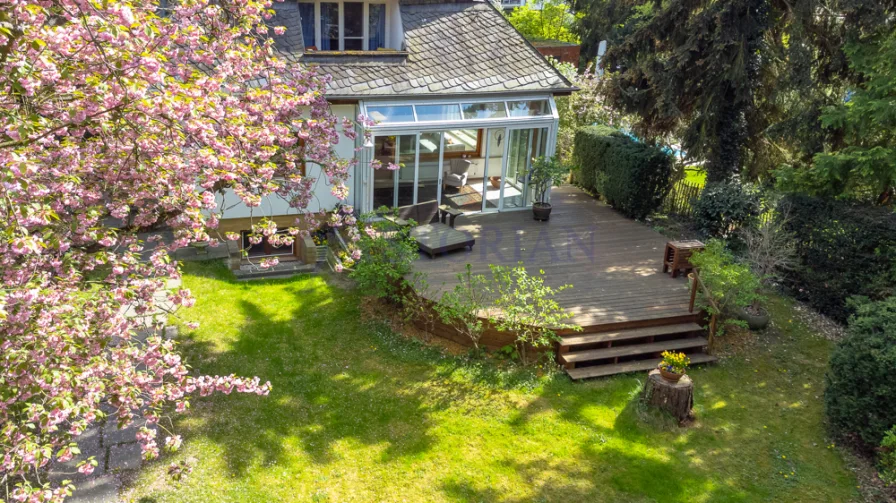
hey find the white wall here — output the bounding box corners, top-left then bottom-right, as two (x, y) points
(217, 104), (359, 220)
(388, 0), (403, 50)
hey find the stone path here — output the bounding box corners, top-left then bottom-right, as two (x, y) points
(47, 280), (180, 502)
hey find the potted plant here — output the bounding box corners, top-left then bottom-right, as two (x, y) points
(737, 215), (797, 330)
(527, 155), (569, 221)
(658, 350), (690, 382)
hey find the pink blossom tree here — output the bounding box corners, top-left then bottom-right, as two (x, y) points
(0, 0), (365, 500)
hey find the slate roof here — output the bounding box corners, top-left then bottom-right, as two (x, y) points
(269, 0), (576, 98)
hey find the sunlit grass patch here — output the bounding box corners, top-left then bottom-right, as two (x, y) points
(125, 260), (858, 503)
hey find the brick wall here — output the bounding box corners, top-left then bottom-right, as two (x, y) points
(533, 42), (580, 66)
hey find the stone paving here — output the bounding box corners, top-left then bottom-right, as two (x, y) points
(47, 280), (180, 502)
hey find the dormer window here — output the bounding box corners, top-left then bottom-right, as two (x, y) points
(299, 1), (389, 52)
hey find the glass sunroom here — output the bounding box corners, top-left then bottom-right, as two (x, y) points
(355, 96), (559, 215)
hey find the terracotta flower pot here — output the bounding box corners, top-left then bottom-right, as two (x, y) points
(489, 176), (501, 189)
(659, 367), (684, 382)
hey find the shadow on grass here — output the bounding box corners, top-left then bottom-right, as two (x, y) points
(172, 260), (470, 476)
(156, 261), (853, 502)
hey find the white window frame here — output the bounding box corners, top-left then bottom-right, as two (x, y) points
(361, 95), (559, 130)
(300, 1), (389, 51)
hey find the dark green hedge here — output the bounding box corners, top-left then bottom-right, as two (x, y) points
(825, 297), (896, 447)
(573, 126), (673, 219)
(778, 195), (896, 323)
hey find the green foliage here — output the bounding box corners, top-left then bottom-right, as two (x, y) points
(778, 194), (896, 323)
(573, 125), (673, 219)
(597, 0), (769, 182)
(552, 63), (631, 164)
(880, 426), (896, 486)
(349, 210), (419, 302)
(506, 0), (581, 44)
(488, 263), (580, 365)
(693, 181), (761, 239)
(658, 351), (690, 374)
(527, 155), (569, 205)
(434, 265), (490, 349)
(776, 28), (896, 205)
(689, 240), (765, 334)
(825, 297), (896, 447)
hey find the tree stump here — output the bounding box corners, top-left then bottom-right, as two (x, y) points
(641, 369), (694, 424)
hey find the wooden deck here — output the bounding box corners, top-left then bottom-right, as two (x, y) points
(411, 185), (694, 329)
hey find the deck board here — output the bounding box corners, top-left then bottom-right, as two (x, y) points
(410, 186), (695, 328)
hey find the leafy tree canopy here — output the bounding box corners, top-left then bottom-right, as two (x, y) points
(776, 29), (896, 205)
(506, 0), (582, 44)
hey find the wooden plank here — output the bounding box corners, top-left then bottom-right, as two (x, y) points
(567, 353), (717, 380)
(559, 322), (703, 347)
(560, 336), (709, 363)
(409, 185), (698, 328)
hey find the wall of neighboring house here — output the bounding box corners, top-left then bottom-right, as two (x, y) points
(216, 104), (359, 234)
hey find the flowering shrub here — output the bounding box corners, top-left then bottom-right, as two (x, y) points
(0, 0), (371, 500)
(659, 351), (690, 374)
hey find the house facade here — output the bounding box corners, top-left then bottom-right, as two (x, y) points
(217, 0), (576, 258)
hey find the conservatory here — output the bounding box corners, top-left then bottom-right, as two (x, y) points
(354, 95), (560, 215)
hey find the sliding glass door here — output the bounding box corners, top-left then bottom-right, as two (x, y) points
(482, 126), (548, 211)
(372, 133), (442, 209)
(371, 126), (549, 213)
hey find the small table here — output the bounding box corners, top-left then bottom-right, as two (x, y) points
(662, 240), (704, 278)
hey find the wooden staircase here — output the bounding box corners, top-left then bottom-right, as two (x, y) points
(558, 317), (717, 380)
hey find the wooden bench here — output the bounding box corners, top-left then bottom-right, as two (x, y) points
(383, 201), (475, 258)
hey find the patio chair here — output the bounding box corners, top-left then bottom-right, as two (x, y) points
(383, 200), (474, 258)
(443, 159), (471, 191)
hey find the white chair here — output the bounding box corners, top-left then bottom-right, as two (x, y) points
(443, 159), (471, 190)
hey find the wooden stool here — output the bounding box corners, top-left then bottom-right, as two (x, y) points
(662, 240), (704, 278)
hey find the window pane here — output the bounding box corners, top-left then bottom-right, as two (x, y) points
(461, 102), (507, 120)
(507, 100), (549, 117)
(443, 129), (479, 155)
(344, 2), (363, 38)
(367, 105), (414, 123)
(369, 4), (386, 50)
(320, 3), (338, 50)
(298, 3), (315, 49)
(396, 135), (416, 207)
(415, 104), (461, 122)
(344, 38), (363, 50)
(372, 136), (396, 208)
(418, 132), (441, 204)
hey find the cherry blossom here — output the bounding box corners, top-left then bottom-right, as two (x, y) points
(0, 0), (365, 500)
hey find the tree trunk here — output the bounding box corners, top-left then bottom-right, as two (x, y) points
(641, 369), (695, 425)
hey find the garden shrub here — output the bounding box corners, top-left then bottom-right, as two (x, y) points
(489, 263), (580, 365)
(692, 181), (761, 239)
(881, 426), (896, 486)
(573, 125), (673, 219)
(688, 239), (764, 336)
(778, 195), (896, 323)
(350, 210), (419, 302)
(824, 297), (896, 447)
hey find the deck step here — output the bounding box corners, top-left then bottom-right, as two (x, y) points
(559, 322), (703, 348)
(560, 336), (709, 364)
(567, 353), (718, 380)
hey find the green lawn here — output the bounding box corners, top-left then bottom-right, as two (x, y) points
(126, 261), (858, 503)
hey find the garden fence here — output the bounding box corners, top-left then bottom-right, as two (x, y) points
(662, 180), (702, 216)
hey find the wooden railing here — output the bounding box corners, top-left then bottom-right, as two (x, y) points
(688, 269), (718, 352)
